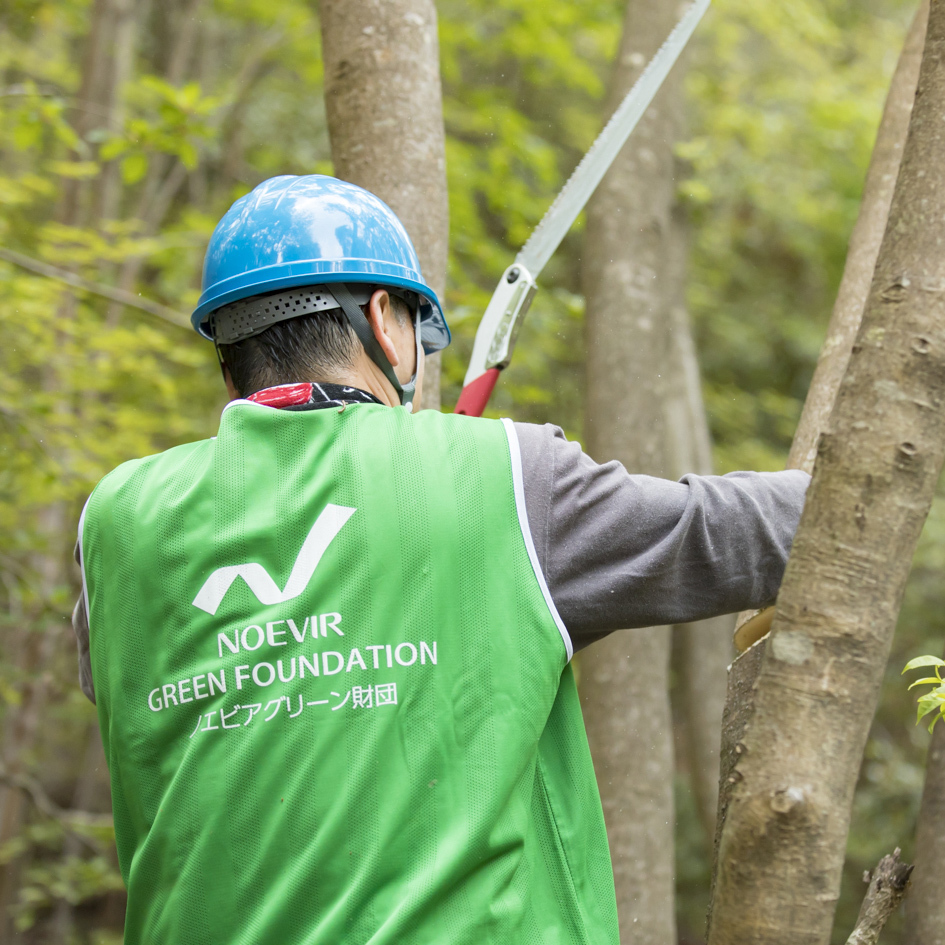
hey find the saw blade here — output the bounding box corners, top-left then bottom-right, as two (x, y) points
(517, 0), (710, 277)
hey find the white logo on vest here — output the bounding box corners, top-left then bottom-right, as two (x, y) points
(192, 504), (356, 615)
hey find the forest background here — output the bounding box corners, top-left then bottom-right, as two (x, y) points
(0, 0), (939, 942)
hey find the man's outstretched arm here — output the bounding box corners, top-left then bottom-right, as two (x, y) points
(515, 422), (809, 652)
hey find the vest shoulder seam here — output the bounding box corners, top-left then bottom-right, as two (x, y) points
(500, 417), (573, 661)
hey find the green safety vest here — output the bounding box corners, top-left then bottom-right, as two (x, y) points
(80, 400), (618, 944)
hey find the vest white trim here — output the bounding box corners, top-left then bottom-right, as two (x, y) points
(77, 496), (92, 637)
(501, 418), (573, 661)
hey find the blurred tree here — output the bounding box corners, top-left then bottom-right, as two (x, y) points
(578, 0), (683, 939)
(665, 243), (733, 850)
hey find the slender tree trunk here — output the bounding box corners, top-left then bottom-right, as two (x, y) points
(791, 0), (929, 472)
(105, 0), (207, 324)
(706, 3), (945, 941)
(664, 206), (733, 845)
(709, 0), (929, 903)
(675, 630), (732, 848)
(95, 0), (138, 224)
(734, 0), (928, 655)
(580, 1), (685, 940)
(59, 0), (112, 225)
(320, 0), (449, 410)
(106, 2), (281, 325)
(50, 724), (110, 943)
(905, 645), (945, 945)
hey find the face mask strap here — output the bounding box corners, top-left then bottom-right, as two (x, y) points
(331, 283), (420, 411)
(210, 315), (228, 384)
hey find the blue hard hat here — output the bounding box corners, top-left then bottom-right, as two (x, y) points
(192, 175), (450, 354)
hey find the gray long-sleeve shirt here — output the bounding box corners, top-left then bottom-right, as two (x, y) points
(73, 420), (809, 703)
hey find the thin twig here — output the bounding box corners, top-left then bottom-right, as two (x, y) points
(0, 246), (190, 329)
(0, 760), (113, 854)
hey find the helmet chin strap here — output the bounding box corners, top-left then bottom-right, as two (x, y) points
(331, 283), (422, 411)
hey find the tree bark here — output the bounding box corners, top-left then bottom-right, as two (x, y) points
(320, 0), (449, 410)
(706, 3), (945, 941)
(580, 1), (685, 940)
(905, 646), (945, 945)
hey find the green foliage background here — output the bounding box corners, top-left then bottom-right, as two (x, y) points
(0, 0), (938, 941)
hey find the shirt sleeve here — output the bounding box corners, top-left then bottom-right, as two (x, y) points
(73, 541), (96, 705)
(514, 421), (810, 652)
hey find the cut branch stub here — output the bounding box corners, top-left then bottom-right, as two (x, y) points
(845, 849), (913, 945)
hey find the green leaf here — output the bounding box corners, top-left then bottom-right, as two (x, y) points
(99, 138), (128, 161)
(120, 153), (148, 185)
(178, 141), (199, 169)
(907, 676), (945, 690)
(46, 161), (100, 180)
(179, 81), (202, 110)
(902, 655), (945, 673)
(916, 693), (945, 725)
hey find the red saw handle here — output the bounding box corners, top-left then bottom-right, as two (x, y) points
(455, 368), (501, 417)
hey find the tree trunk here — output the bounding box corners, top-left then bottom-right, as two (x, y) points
(58, 0), (112, 226)
(50, 724), (110, 944)
(320, 0), (449, 410)
(706, 2), (945, 941)
(580, 1), (685, 940)
(665, 206), (733, 845)
(675, 621), (731, 846)
(95, 0), (138, 223)
(709, 0), (929, 903)
(905, 645), (945, 945)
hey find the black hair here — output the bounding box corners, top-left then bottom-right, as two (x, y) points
(219, 293), (410, 398)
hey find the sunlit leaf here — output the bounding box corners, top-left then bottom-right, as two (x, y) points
(120, 152), (148, 184)
(902, 655), (945, 672)
(46, 161), (100, 179)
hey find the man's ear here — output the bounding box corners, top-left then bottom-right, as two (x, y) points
(366, 289), (401, 367)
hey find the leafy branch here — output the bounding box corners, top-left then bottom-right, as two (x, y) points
(902, 655), (945, 732)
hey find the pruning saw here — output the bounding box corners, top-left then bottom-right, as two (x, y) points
(455, 0), (711, 416)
